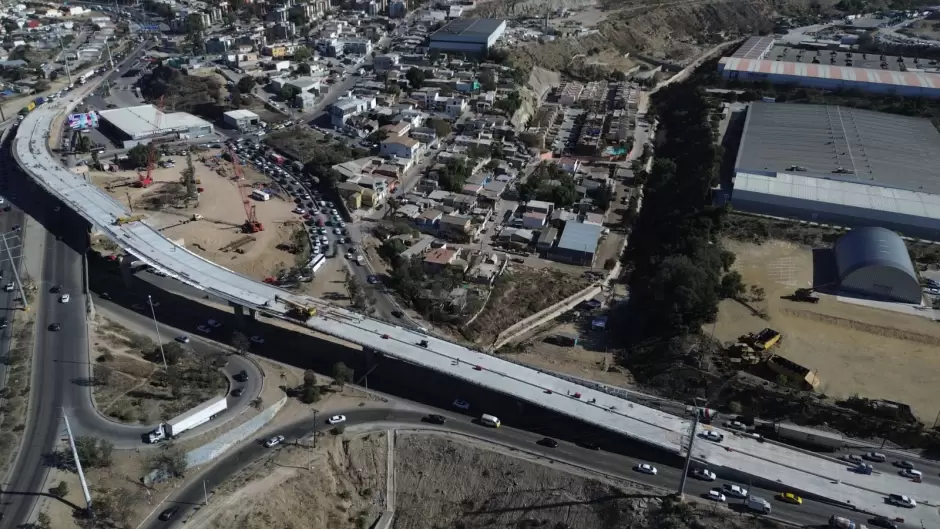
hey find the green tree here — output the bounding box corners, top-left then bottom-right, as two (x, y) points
(127, 143), (158, 168)
(331, 362), (353, 388)
(280, 84), (300, 102)
(231, 331), (251, 354)
(296, 62), (312, 76)
(74, 436), (114, 468)
(182, 151), (198, 199)
(479, 69), (497, 91)
(93, 364), (112, 386)
(301, 383), (321, 403)
(236, 75), (256, 93)
(719, 270), (746, 300)
(157, 341), (186, 365)
(49, 480), (69, 498)
(429, 117), (452, 138)
(148, 445), (188, 478)
(224, 11), (238, 26)
(379, 239), (406, 261)
(36, 512), (51, 529)
(293, 46), (312, 61)
(184, 14), (205, 54)
(405, 66), (425, 89)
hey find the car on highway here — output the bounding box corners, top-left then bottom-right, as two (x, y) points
(233, 370), (248, 382)
(888, 494), (916, 508)
(207, 319), (223, 328)
(197, 324), (211, 333)
(60, 294), (70, 303)
(722, 484), (748, 499)
(841, 454), (863, 464)
(175, 336), (190, 344)
(706, 489), (726, 502)
(158, 507), (179, 521)
(50, 285), (62, 293)
(11, 224), (19, 232)
(326, 414), (346, 425)
(391, 310), (403, 318)
(577, 440), (600, 451)
(864, 452), (887, 462)
(869, 516), (899, 529)
(700, 430), (724, 443)
(724, 420), (746, 431)
(633, 463), (657, 475)
(777, 492), (802, 505)
(538, 437), (558, 448)
(894, 460), (915, 469)
(900, 468), (922, 479)
(0, 317), (7, 329)
(4, 282), (13, 292)
(424, 414), (446, 425)
(132, 303), (147, 311)
(250, 335), (264, 344)
(48, 323), (61, 331)
(264, 435), (285, 448)
(691, 468), (716, 481)
(231, 387), (245, 397)
(452, 399), (470, 410)
(367, 275), (380, 284)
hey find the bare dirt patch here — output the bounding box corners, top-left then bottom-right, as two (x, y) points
(90, 316), (228, 424)
(0, 313), (37, 478)
(190, 433), (388, 529)
(714, 238), (940, 422)
(89, 149), (302, 281)
(465, 267), (592, 345)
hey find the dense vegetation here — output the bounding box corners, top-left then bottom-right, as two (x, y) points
(621, 84), (730, 339)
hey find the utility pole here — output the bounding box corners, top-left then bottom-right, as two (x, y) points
(677, 404), (700, 500)
(63, 412), (93, 514)
(203, 480), (209, 506)
(148, 295), (167, 370)
(309, 408), (318, 470)
(3, 233), (27, 311)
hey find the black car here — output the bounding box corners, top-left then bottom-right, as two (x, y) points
(391, 310), (403, 318)
(577, 440), (600, 451)
(48, 323), (61, 331)
(0, 317), (8, 329)
(869, 517), (898, 529)
(425, 414), (446, 425)
(50, 285), (62, 293)
(231, 387), (245, 397)
(233, 370), (248, 382)
(538, 437), (558, 448)
(158, 507), (179, 521)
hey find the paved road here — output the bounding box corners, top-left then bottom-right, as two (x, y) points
(143, 408), (872, 529)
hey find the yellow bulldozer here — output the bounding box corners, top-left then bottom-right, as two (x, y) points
(276, 296), (317, 320)
(114, 215), (146, 226)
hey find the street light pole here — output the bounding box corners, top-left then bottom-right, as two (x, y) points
(3, 233), (27, 311)
(677, 404), (700, 500)
(148, 295), (167, 370)
(309, 408), (319, 470)
(203, 480), (209, 506)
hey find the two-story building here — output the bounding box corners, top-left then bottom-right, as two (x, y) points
(380, 136), (421, 160)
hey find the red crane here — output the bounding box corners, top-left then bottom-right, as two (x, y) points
(135, 95), (165, 188)
(228, 147), (263, 233)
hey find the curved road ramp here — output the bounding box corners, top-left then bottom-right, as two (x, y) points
(13, 84), (940, 527)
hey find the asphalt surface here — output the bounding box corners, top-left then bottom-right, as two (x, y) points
(143, 408), (871, 529)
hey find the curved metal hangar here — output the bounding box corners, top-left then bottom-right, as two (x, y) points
(834, 227), (921, 304)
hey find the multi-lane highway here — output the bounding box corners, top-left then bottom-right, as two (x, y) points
(143, 408), (879, 529)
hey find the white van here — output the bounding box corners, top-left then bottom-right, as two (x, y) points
(480, 414), (501, 428)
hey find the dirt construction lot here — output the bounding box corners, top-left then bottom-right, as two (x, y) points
(185, 431), (784, 529)
(89, 149), (302, 281)
(713, 239), (940, 422)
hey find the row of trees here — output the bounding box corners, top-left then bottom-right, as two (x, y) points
(623, 84), (734, 339)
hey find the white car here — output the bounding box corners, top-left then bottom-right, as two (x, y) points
(707, 489), (726, 502)
(197, 324), (211, 333)
(693, 468), (716, 481)
(326, 414), (346, 425)
(345, 252), (353, 259)
(60, 294), (70, 303)
(724, 420), (746, 431)
(701, 430), (724, 443)
(453, 399), (470, 410)
(634, 463), (657, 475)
(723, 484), (748, 499)
(264, 435), (285, 448)
(207, 319), (223, 328)
(889, 494), (917, 508)
(292, 207), (305, 214)
(4, 282), (13, 292)
(175, 335), (190, 344)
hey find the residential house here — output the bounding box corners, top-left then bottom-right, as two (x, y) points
(537, 227), (558, 252)
(380, 136), (420, 159)
(423, 247), (460, 272)
(523, 212), (547, 229)
(557, 157), (582, 174)
(440, 214), (471, 238)
(525, 200), (553, 216)
(416, 209), (443, 230)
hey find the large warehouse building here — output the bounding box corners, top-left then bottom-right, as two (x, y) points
(834, 227), (921, 304)
(97, 105), (215, 148)
(428, 18), (507, 54)
(725, 102), (940, 240)
(717, 35), (940, 98)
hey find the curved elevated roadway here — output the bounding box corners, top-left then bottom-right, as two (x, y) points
(13, 85), (940, 527)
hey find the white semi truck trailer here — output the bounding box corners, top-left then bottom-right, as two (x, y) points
(147, 395), (228, 443)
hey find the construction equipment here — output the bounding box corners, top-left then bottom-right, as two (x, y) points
(135, 95), (165, 189)
(275, 295), (317, 320)
(114, 215), (146, 225)
(228, 147), (263, 233)
(219, 235), (255, 253)
(740, 328), (782, 351)
(792, 288), (820, 303)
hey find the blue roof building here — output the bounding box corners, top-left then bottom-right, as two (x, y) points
(549, 221), (603, 266)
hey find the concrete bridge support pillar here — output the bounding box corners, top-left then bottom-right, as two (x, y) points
(119, 255), (133, 288)
(229, 302), (256, 329)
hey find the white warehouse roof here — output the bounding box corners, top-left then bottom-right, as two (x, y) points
(223, 109), (259, 120)
(98, 105), (213, 138)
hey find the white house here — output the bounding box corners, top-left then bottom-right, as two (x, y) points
(381, 136), (421, 160)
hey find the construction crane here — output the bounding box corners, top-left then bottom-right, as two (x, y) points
(228, 147), (263, 233)
(135, 95), (165, 189)
(275, 295), (316, 320)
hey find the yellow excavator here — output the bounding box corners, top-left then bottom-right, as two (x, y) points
(276, 296), (317, 320)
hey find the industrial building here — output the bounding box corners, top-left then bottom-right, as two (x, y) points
(717, 35), (940, 98)
(97, 105), (215, 148)
(724, 102), (940, 240)
(834, 227), (921, 304)
(549, 221), (602, 266)
(222, 109), (260, 131)
(428, 18), (507, 54)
